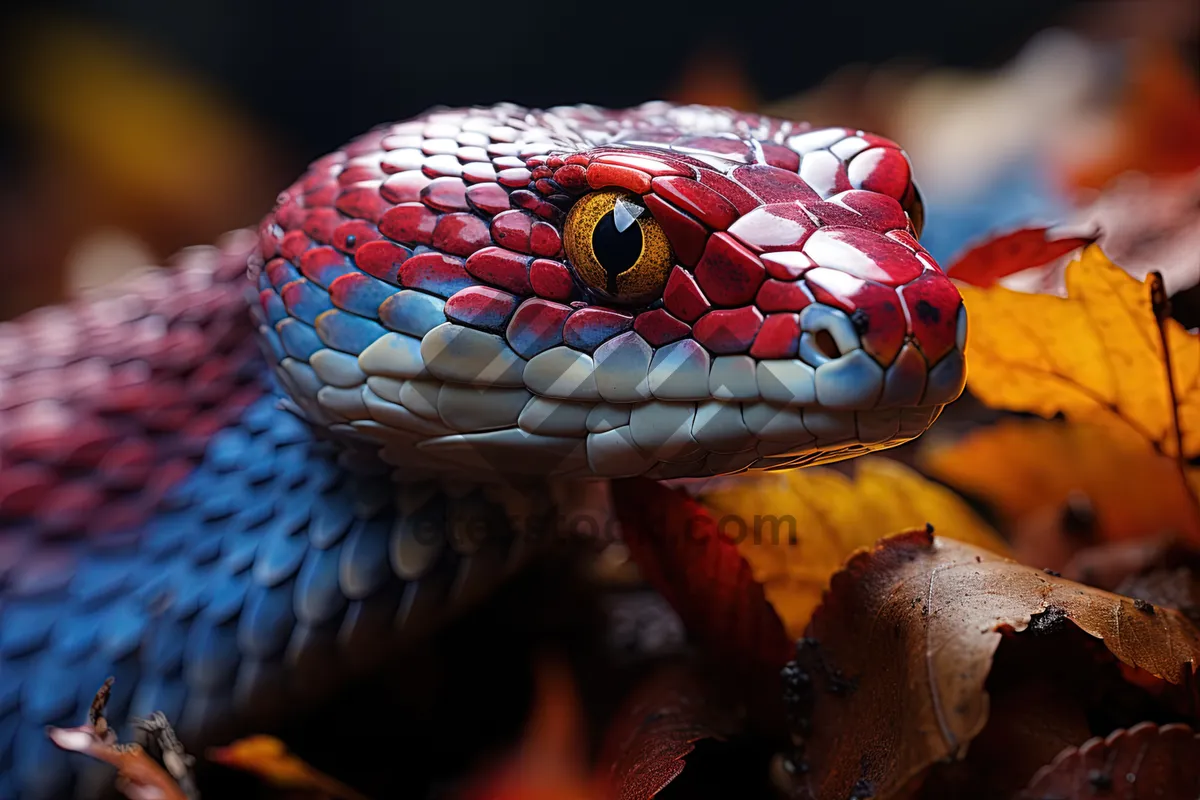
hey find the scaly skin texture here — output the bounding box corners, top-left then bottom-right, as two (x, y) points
(0, 102), (965, 798)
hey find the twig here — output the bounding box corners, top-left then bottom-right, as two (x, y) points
(1149, 271), (1200, 531)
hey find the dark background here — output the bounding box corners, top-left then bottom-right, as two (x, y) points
(3, 0), (1079, 158)
(0, 0), (1128, 317)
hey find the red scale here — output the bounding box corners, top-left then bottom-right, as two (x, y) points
(445, 286), (521, 333)
(662, 267), (711, 322)
(432, 213), (492, 257)
(464, 183), (511, 216)
(586, 163), (653, 194)
(810, 191), (909, 233)
(420, 178), (471, 213)
(302, 208), (343, 245)
(692, 307), (764, 355)
(529, 259), (576, 302)
(381, 171), (433, 204)
(336, 183), (391, 223)
(694, 233), (766, 307)
(899, 271), (962, 364)
(633, 308), (691, 347)
(848, 147), (912, 201)
(726, 204), (816, 253)
(750, 313), (802, 359)
(650, 176), (740, 230)
(801, 227), (923, 286)
(380, 203), (438, 247)
(563, 307), (634, 352)
(731, 164), (820, 205)
(399, 253), (469, 296)
(332, 220), (379, 254)
(489, 210), (534, 254)
(354, 240), (411, 285)
(642, 195), (708, 267)
(506, 298), (572, 359)
(464, 248), (534, 296)
(756, 279), (813, 313)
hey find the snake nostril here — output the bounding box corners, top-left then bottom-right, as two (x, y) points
(813, 329), (842, 360)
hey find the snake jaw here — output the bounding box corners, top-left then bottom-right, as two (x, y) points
(253, 103), (964, 482)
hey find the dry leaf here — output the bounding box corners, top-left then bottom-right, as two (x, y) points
(946, 226), (1097, 288)
(784, 529), (1200, 800)
(957, 245), (1200, 464)
(611, 477), (794, 681)
(992, 171), (1200, 299)
(696, 458), (1008, 639)
(1019, 722), (1200, 799)
(595, 664), (741, 800)
(922, 420), (1200, 565)
(207, 736), (370, 800)
(47, 679), (191, 800)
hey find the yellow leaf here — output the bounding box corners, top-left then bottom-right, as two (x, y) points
(922, 419), (1200, 560)
(207, 735), (370, 800)
(697, 458), (1007, 639)
(956, 245), (1200, 459)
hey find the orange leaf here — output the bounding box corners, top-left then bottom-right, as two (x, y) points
(460, 659), (596, 800)
(207, 736), (370, 800)
(922, 420), (1200, 565)
(611, 477), (794, 678)
(1020, 723), (1200, 800)
(947, 226), (1097, 288)
(785, 529), (1200, 800)
(696, 458), (1008, 639)
(595, 664), (741, 800)
(957, 245), (1200, 462)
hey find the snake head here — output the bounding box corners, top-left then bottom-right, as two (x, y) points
(252, 104), (965, 481)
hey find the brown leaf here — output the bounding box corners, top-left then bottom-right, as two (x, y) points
(611, 478), (794, 680)
(783, 529), (1200, 800)
(1057, 536), (1200, 627)
(596, 664), (741, 800)
(1019, 722), (1200, 799)
(208, 736), (370, 800)
(946, 226), (1097, 288)
(48, 727), (189, 800)
(47, 679), (190, 800)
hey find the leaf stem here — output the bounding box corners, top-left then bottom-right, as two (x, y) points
(1150, 271), (1200, 532)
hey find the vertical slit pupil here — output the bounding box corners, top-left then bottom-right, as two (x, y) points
(591, 211), (644, 294)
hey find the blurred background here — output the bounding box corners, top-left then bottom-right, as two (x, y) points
(0, 0), (1196, 319)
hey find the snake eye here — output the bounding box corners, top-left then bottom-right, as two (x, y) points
(563, 189), (674, 305)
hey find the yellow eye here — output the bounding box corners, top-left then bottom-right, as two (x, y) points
(562, 190), (674, 305)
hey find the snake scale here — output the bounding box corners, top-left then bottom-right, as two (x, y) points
(0, 102), (967, 798)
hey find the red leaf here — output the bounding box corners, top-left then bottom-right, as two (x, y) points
(1020, 722), (1200, 799)
(947, 226), (1097, 287)
(596, 664), (741, 800)
(610, 478), (793, 679)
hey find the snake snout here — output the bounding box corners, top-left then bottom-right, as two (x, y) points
(789, 269), (966, 412)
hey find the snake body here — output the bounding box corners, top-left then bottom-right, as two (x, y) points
(0, 102), (966, 798)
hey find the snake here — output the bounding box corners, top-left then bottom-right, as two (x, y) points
(0, 101), (966, 798)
